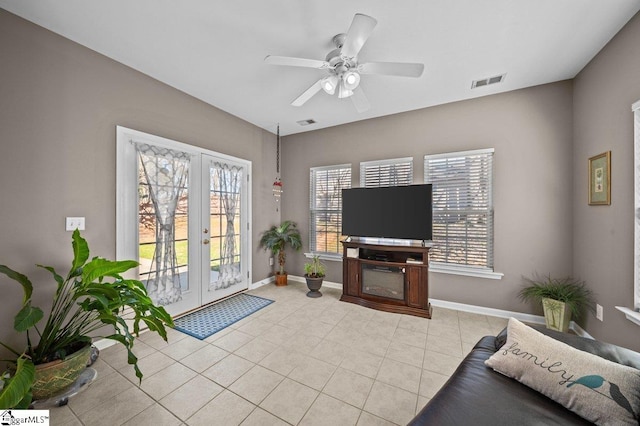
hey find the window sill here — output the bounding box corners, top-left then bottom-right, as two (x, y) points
(615, 306), (640, 327)
(304, 252), (343, 262)
(429, 263), (504, 280)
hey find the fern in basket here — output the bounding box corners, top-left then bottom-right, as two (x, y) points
(518, 274), (594, 320)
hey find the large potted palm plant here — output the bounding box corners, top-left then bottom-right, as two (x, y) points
(259, 220), (302, 286)
(518, 274), (594, 332)
(0, 230), (174, 409)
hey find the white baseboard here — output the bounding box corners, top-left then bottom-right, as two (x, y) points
(570, 321), (593, 339)
(430, 298), (546, 325)
(250, 275), (343, 290)
(249, 276), (275, 290)
(430, 298), (593, 339)
(288, 275), (343, 290)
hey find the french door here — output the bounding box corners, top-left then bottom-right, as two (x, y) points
(200, 155), (249, 306)
(117, 127), (251, 317)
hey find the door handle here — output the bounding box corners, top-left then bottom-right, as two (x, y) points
(203, 239), (210, 245)
(203, 228), (209, 234)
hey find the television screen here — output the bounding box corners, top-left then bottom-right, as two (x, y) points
(341, 184), (432, 240)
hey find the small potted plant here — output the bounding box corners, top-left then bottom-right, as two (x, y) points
(0, 230), (174, 409)
(259, 220), (302, 286)
(304, 255), (326, 298)
(518, 274), (594, 332)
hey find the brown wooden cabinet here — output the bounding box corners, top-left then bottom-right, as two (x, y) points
(406, 266), (425, 308)
(341, 240), (431, 318)
(345, 258), (360, 297)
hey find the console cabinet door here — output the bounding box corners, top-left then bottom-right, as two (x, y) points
(406, 266), (426, 308)
(346, 259), (360, 296)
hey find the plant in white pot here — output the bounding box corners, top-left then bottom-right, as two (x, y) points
(0, 230), (174, 408)
(303, 255), (326, 298)
(259, 220), (302, 286)
(518, 274), (594, 332)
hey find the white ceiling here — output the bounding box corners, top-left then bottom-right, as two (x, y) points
(2, 1), (639, 136)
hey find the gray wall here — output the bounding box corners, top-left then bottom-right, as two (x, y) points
(573, 11), (640, 351)
(0, 9), (278, 354)
(282, 81), (575, 314)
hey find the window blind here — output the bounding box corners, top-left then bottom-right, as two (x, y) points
(309, 164), (351, 254)
(360, 157), (413, 187)
(424, 149), (494, 270)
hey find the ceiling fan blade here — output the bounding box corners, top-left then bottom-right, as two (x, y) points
(291, 79), (323, 107)
(264, 55), (330, 69)
(351, 86), (371, 113)
(358, 62), (425, 78)
(340, 13), (377, 59)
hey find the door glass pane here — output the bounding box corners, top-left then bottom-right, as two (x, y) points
(137, 153), (190, 304)
(209, 162), (243, 290)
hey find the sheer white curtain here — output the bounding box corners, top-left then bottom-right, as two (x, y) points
(213, 162), (243, 290)
(136, 142), (190, 305)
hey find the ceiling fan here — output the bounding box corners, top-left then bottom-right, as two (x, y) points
(264, 13), (424, 113)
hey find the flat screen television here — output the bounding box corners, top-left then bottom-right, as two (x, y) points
(341, 184), (432, 241)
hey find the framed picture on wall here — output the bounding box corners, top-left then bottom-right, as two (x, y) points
(588, 151), (611, 205)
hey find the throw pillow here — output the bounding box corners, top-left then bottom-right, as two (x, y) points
(485, 317), (640, 425)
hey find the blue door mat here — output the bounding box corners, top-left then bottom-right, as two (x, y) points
(172, 293), (274, 340)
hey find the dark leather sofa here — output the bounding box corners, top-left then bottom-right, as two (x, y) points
(409, 325), (640, 425)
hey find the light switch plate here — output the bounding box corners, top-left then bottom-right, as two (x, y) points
(596, 304), (604, 321)
(66, 217), (85, 231)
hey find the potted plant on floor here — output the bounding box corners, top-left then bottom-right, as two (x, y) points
(259, 220), (302, 286)
(518, 274), (594, 332)
(303, 255), (326, 298)
(0, 230), (174, 409)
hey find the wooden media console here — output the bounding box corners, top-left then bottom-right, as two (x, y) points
(341, 240), (431, 318)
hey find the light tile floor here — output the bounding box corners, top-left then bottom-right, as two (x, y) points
(51, 282), (509, 426)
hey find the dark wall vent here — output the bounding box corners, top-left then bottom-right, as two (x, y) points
(471, 74), (506, 89)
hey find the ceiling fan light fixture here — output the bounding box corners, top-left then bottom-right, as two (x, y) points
(265, 13), (424, 111)
(321, 75), (338, 95)
(342, 70), (361, 90)
(338, 81), (354, 99)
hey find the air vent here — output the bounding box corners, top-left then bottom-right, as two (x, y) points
(297, 119), (316, 126)
(471, 73), (506, 89)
